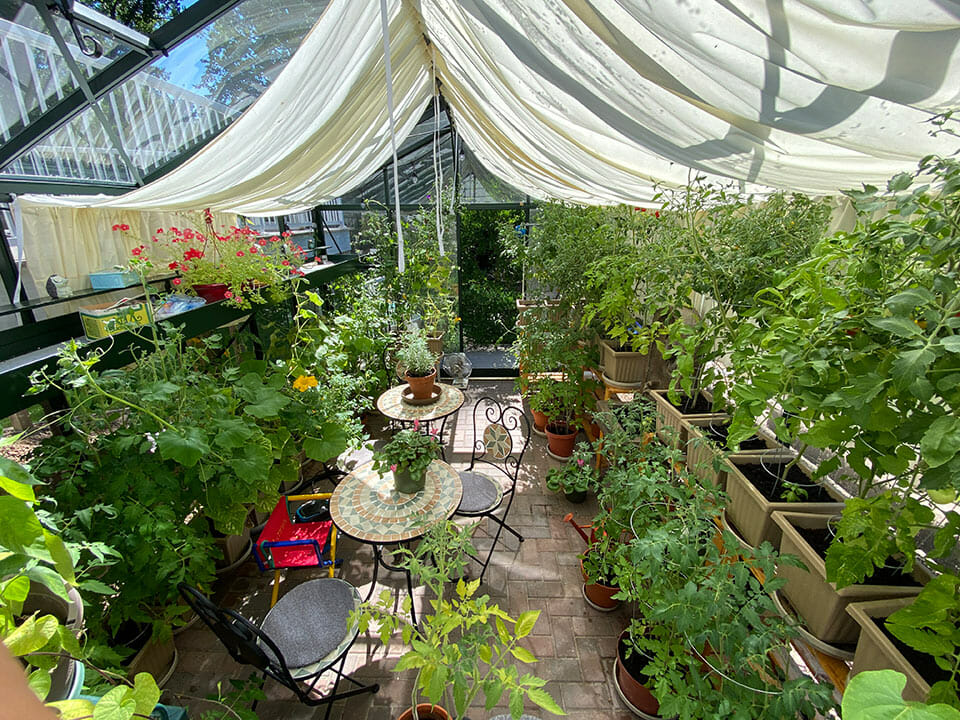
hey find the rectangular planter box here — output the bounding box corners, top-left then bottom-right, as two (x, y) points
(79, 300), (153, 340)
(773, 511), (927, 646)
(600, 340), (670, 387)
(846, 598), (930, 703)
(89, 270), (140, 289)
(723, 455), (845, 549)
(682, 417), (792, 490)
(648, 389), (727, 450)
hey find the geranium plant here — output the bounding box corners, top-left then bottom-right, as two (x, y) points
(372, 424), (442, 480)
(117, 213), (307, 308)
(545, 443), (596, 499)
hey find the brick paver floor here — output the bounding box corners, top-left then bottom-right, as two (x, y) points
(164, 381), (636, 720)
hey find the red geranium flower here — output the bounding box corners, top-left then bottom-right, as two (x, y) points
(281, 260), (290, 266)
(183, 247), (203, 260)
(270, 236), (279, 242)
(236, 251), (244, 257)
(131, 247), (143, 256)
(121, 224), (130, 231)
(258, 239), (266, 246)
(168, 262), (179, 270)
(172, 277), (181, 285)
(249, 247), (258, 254)
(156, 228), (163, 234)
(640, 208), (646, 213)
(655, 211), (660, 218)
(112, 224), (120, 231)
(224, 291), (233, 299)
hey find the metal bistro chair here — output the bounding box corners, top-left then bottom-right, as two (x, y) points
(178, 582), (378, 719)
(454, 396), (531, 582)
(254, 493), (339, 608)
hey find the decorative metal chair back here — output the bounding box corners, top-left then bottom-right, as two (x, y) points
(469, 396), (530, 489)
(178, 583), (305, 701)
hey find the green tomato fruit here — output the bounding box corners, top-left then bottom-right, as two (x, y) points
(927, 488), (959, 504)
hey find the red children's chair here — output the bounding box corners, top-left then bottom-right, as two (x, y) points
(254, 493), (338, 607)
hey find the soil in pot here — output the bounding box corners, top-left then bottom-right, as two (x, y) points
(738, 462), (835, 503)
(405, 368), (437, 400)
(615, 634), (662, 717)
(699, 422), (769, 451)
(397, 704), (450, 720)
(797, 526), (922, 588)
(564, 489), (587, 504)
(545, 421), (577, 458)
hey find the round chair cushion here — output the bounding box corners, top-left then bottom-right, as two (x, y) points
(260, 577), (358, 669)
(457, 471), (504, 515)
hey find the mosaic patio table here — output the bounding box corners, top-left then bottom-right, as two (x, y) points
(329, 459), (462, 624)
(376, 383), (465, 455)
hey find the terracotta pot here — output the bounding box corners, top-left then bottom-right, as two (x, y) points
(191, 283), (230, 303)
(531, 408), (548, 432)
(580, 557), (620, 610)
(393, 465), (426, 494)
(615, 632), (661, 717)
(397, 704), (450, 720)
(545, 421), (577, 458)
(405, 367), (437, 400)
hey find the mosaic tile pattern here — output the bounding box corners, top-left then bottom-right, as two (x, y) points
(329, 460), (463, 543)
(483, 423), (513, 460)
(376, 383), (464, 423)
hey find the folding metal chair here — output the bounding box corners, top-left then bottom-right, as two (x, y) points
(254, 493), (338, 607)
(178, 582), (377, 719)
(454, 396), (531, 581)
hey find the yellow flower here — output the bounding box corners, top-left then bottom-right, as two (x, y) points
(293, 375), (318, 392)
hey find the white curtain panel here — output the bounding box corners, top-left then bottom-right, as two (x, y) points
(16, 0), (960, 218)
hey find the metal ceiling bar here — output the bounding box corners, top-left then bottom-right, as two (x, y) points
(0, 178), (133, 197)
(33, 0), (143, 184)
(0, 0), (245, 172)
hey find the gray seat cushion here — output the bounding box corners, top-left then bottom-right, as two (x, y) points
(260, 577), (358, 669)
(457, 471), (503, 515)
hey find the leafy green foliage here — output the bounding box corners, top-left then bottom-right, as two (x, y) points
(397, 327), (437, 376)
(841, 670), (960, 720)
(545, 444), (596, 496)
(372, 428), (442, 479)
(354, 521), (563, 719)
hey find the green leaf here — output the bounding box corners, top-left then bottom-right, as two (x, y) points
(27, 667), (51, 700)
(511, 646), (537, 664)
(0, 457), (41, 487)
(0, 474), (35, 501)
(888, 172), (913, 192)
(509, 688), (524, 719)
(867, 316), (924, 339)
(303, 423), (349, 463)
(483, 678), (504, 710)
(478, 644), (493, 664)
(130, 673), (161, 716)
(841, 670), (960, 719)
(4, 614), (59, 656)
(48, 699), (96, 720)
(0, 496), (43, 553)
(892, 348), (936, 389)
(213, 418), (256, 450)
(527, 687), (565, 715)
(156, 427), (210, 467)
(515, 609), (539, 638)
(44, 531), (75, 584)
(885, 288), (935, 315)
(939, 336), (960, 354)
(242, 384), (291, 419)
(920, 416), (960, 468)
(93, 685), (138, 720)
(495, 616), (510, 645)
(227, 442), (273, 480)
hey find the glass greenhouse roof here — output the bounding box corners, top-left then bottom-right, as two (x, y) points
(0, 0), (327, 186)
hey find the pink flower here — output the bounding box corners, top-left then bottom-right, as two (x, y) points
(224, 291), (233, 299)
(172, 278), (181, 285)
(430, 427), (438, 437)
(413, 419), (420, 431)
(577, 458), (585, 467)
(390, 464), (397, 472)
(156, 228), (163, 234)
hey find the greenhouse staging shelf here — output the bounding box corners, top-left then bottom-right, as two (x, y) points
(0, 254), (361, 417)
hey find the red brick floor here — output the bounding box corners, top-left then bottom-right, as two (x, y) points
(163, 381), (636, 720)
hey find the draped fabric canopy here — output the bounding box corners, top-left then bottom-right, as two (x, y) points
(16, 0), (960, 215)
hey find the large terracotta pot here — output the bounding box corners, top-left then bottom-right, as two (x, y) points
(545, 421), (577, 458)
(405, 367), (437, 400)
(614, 632), (661, 717)
(398, 704), (449, 720)
(191, 283), (230, 303)
(531, 408), (548, 433)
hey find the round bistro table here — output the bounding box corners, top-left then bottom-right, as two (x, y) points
(329, 459), (462, 624)
(376, 383), (465, 455)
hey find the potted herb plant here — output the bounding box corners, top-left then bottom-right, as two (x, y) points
(530, 378), (580, 459)
(372, 425), (442, 494)
(397, 328), (438, 400)
(356, 520), (564, 720)
(545, 444), (595, 503)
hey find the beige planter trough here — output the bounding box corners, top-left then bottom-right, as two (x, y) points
(600, 340), (670, 387)
(723, 456), (845, 549)
(846, 598), (931, 703)
(773, 511), (927, 647)
(682, 417), (792, 490)
(647, 389), (727, 450)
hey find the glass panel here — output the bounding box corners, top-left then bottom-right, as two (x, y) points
(459, 146), (527, 204)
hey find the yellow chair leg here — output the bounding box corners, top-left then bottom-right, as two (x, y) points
(329, 528), (337, 578)
(271, 570), (282, 608)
